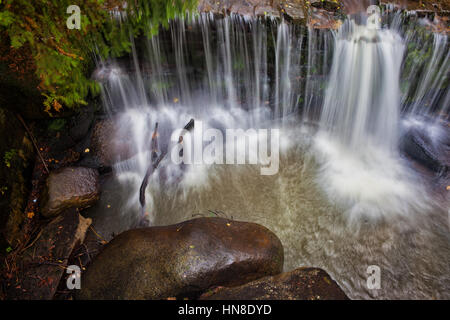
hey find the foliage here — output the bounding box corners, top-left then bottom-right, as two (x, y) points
(48, 118), (66, 131)
(3, 149), (17, 168)
(0, 0), (198, 113)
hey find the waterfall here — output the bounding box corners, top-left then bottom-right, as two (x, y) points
(303, 27), (334, 122)
(93, 11), (447, 222)
(313, 15), (437, 221)
(409, 33), (449, 119)
(320, 20), (405, 151)
(86, 10), (450, 300)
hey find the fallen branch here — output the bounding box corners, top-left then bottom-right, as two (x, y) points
(139, 119), (195, 213)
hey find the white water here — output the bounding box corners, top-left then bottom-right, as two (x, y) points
(314, 18), (435, 222)
(86, 12), (450, 299)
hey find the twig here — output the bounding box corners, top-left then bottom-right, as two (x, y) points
(19, 228), (44, 254)
(16, 114), (49, 174)
(89, 225), (107, 244)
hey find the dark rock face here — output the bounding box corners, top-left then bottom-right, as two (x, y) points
(77, 217), (284, 300)
(400, 123), (449, 174)
(0, 108), (34, 245)
(5, 208), (92, 300)
(90, 119), (138, 167)
(42, 167), (100, 217)
(68, 108), (96, 143)
(200, 267), (349, 300)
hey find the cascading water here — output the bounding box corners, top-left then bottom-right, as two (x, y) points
(313, 16), (434, 221)
(320, 20), (404, 151)
(408, 33), (449, 118)
(85, 10), (450, 300)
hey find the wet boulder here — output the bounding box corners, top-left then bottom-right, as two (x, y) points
(90, 119), (138, 167)
(77, 217), (284, 300)
(42, 167), (100, 218)
(400, 123), (449, 174)
(200, 267), (349, 300)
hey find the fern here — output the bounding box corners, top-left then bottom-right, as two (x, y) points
(0, 0), (198, 113)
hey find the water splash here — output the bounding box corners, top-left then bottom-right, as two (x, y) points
(94, 11), (446, 224)
(314, 17), (434, 221)
(86, 11), (450, 300)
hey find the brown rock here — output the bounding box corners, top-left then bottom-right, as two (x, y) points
(282, 0), (306, 21)
(5, 208), (91, 300)
(42, 167), (99, 217)
(200, 267), (349, 300)
(77, 217), (284, 300)
(310, 0), (340, 12)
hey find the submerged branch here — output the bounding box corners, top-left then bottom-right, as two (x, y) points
(139, 119), (195, 214)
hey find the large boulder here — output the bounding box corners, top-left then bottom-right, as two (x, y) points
(400, 122), (449, 174)
(77, 217), (284, 300)
(41, 167), (100, 218)
(200, 267), (349, 300)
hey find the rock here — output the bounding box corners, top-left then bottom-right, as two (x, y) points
(77, 217), (284, 300)
(310, 0), (340, 12)
(42, 167), (100, 217)
(197, 0), (343, 19)
(200, 267), (349, 300)
(69, 108), (95, 143)
(90, 119), (138, 167)
(5, 208), (91, 300)
(400, 123), (449, 174)
(380, 0), (450, 12)
(0, 108), (34, 246)
(255, 5), (281, 18)
(282, 1), (306, 22)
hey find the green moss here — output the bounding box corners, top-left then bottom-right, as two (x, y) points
(48, 118), (67, 131)
(3, 149), (17, 168)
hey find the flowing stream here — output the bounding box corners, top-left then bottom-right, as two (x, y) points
(85, 10), (450, 299)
